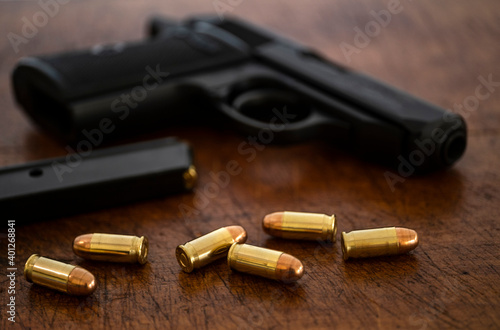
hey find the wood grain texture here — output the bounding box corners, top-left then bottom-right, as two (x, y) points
(1, 0), (499, 329)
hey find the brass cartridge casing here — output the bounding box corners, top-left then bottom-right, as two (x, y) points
(73, 233), (148, 264)
(227, 243), (304, 282)
(263, 211), (336, 241)
(24, 254), (96, 295)
(176, 226), (247, 273)
(183, 165), (198, 190)
(341, 227), (419, 260)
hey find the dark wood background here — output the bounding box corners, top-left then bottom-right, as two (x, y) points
(1, 0), (499, 329)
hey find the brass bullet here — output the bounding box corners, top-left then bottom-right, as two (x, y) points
(73, 233), (148, 264)
(176, 225), (247, 273)
(263, 211), (337, 241)
(227, 243), (304, 282)
(24, 254), (96, 295)
(341, 227), (419, 260)
(183, 165), (198, 190)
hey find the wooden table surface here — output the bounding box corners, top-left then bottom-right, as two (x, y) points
(1, 0), (499, 329)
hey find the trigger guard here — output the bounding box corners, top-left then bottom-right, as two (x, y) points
(217, 102), (337, 144)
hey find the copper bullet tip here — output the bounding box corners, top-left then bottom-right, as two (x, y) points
(73, 234), (93, 256)
(262, 212), (284, 237)
(67, 267), (97, 295)
(396, 227), (419, 254)
(225, 225), (248, 244)
(275, 253), (304, 282)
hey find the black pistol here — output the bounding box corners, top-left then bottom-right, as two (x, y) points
(12, 15), (467, 172)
